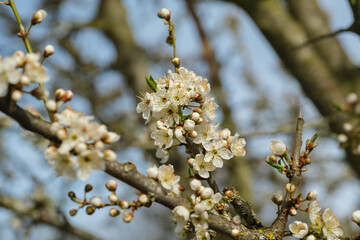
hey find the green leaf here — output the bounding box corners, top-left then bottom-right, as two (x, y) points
(145, 75), (157, 92)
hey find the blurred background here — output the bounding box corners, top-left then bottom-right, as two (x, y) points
(1, 0), (360, 239)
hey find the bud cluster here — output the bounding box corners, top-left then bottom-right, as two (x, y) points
(45, 107), (120, 180)
(0, 51), (49, 101)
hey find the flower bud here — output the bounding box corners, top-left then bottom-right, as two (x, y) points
(233, 215), (241, 225)
(351, 210), (360, 226)
(69, 209), (77, 216)
(157, 8), (171, 21)
(289, 207), (297, 216)
(11, 90), (22, 102)
(190, 178), (202, 191)
(189, 130), (198, 138)
(103, 149), (117, 161)
(138, 194), (150, 205)
(225, 190), (234, 199)
(46, 100), (57, 112)
(174, 127), (186, 143)
(103, 132), (120, 144)
(146, 165), (158, 179)
(63, 90), (73, 102)
(31, 86), (45, 100)
(90, 197), (102, 207)
(271, 192), (283, 205)
(286, 183), (296, 193)
(109, 208), (120, 217)
(194, 203), (207, 214)
(20, 75), (30, 85)
(195, 186), (205, 196)
(57, 128), (67, 140)
(343, 123), (353, 132)
(55, 88), (65, 101)
(68, 191), (76, 199)
(120, 200), (129, 209)
(220, 128), (231, 140)
(31, 9), (47, 25)
(94, 141), (104, 149)
(197, 118), (203, 124)
(171, 57), (180, 68)
(187, 157), (195, 167)
(75, 142), (87, 153)
(106, 180), (118, 191)
(270, 139), (287, 156)
(85, 184), (93, 193)
(184, 119), (195, 131)
(231, 228), (240, 238)
(123, 212), (134, 223)
(190, 112), (200, 122)
(306, 191), (318, 201)
(86, 206), (96, 215)
(306, 235), (316, 240)
(346, 93), (358, 104)
(338, 134), (348, 143)
(201, 187), (214, 200)
(43, 45), (55, 58)
(108, 193), (118, 203)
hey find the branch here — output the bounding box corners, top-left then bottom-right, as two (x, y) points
(0, 194), (103, 240)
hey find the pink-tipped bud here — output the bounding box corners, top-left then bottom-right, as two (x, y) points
(106, 180), (118, 191)
(157, 8), (171, 21)
(109, 208), (120, 217)
(43, 45), (55, 58)
(225, 190), (234, 199)
(289, 207), (297, 216)
(189, 130), (198, 138)
(55, 88), (65, 101)
(31, 9), (47, 25)
(63, 90), (73, 102)
(123, 212), (134, 223)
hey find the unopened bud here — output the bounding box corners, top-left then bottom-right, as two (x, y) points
(157, 8), (171, 21)
(306, 235), (316, 240)
(187, 158), (195, 167)
(306, 191), (318, 201)
(86, 206), (96, 215)
(31, 9), (47, 25)
(68, 191), (76, 199)
(289, 207), (297, 216)
(351, 210), (360, 226)
(43, 45), (55, 58)
(94, 141), (104, 149)
(225, 190), (234, 199)
(189, 130), (198, 138)
(197, 118), (203, 124)
(31, 86), (45, 100)
(123, 212), (134, 223)
(64, 90), (73, 102)
(338, 134), (348, 143)
(231, 228), (240, 238)
(74, 142), (87, 153)
(46, 100), (57, 112)
(55, 88), (65, 101)
(346, 93), (358, 104)
(146, 165), (158, 179)
(85, 184), (93, 193)
(108, 193), (118, 203)
(11, 90), (22, 102)
(194, 203), (206, 214)
(171, 57), (180, 68)
(201, 187), (214, 200)
(106, 180), (118, 191)
(20, 75), (30, 85)
(138, 194), (150, 205)
(90, 197), (102, 207)
(120, 200), (129, 209)
(184, 119), (195, 131)
(233, 215), (241, 225)
(286, 183), (296, 193)
(191, 112), (200, 122)
(195, 186), (205, 196)
(304, 158), (311, 165)
(109, 208), (120, 217)
(190, 178), (202, 191)
(103, 149), (117, 161)
(69, 209), (77, 216)
(343, 123), (353, 132)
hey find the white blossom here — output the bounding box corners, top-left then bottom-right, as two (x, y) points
(203, 139), (233, 168)
(289, 221), (308, 238)
(322, 208), (343, 240)
(158, 165), (180, 192)
(151, 127), (173, 148)
(269, 139), (287, 156)
(192, 153), (216, 178)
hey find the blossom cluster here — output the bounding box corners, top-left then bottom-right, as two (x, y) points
(45, 107), (120, 180)
(289, 199), (343, 239)
(172, 179), (226, 240)
(0, 51), (49, 101)
(146, 164), (181, 195)
(137, 67), (246, 177)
